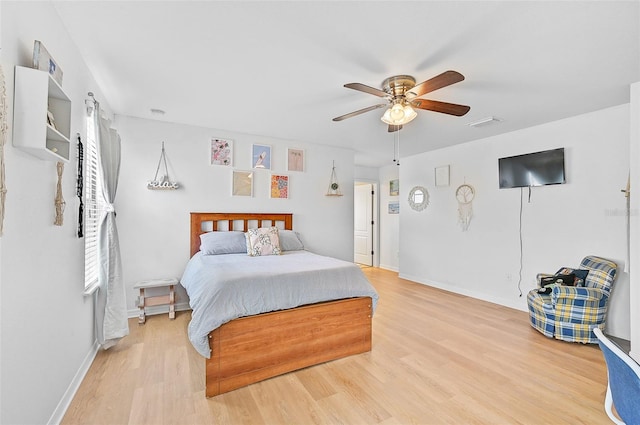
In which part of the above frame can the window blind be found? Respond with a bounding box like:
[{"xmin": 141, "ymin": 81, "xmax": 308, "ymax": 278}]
[{"xmin": 84, "ymin": 105, "xmax": 102, "ymax": 294}]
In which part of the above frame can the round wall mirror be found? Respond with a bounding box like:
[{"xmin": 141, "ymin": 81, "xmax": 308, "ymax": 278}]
[{"xmin": 408, "ymin": 186, "xmax": 429, "ymax": 211}]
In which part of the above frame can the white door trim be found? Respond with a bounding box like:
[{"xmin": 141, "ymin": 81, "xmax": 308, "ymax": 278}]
[{"xmin": 354, "ymin": 180, "xmax": 379, "ymax": 267}]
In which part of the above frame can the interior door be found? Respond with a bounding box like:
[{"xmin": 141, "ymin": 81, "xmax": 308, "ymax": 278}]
[{"xmin": 354, "ymin": 183, "xmax": 373, "ymax": 266}]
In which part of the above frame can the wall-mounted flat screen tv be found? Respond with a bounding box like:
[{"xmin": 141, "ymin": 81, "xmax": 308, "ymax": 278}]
[{"xmin": 498, "ymin": 148, "xmax": 565, "ymax": 189}]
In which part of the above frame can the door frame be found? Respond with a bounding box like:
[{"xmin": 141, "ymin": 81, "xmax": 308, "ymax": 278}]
[{"xmin": 354, "ymin": 180, "xmax": 379, "ymax": 267}]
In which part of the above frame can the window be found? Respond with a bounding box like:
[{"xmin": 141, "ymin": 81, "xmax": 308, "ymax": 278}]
[{"xmin": 83, "ymin": 104, "xmax": 103, "ymax": 294}]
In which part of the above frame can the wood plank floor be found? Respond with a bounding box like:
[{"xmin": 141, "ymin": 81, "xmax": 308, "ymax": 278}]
[{"xmin": 62, "ymin": 268, "xmax": 612, "ymax": 424}]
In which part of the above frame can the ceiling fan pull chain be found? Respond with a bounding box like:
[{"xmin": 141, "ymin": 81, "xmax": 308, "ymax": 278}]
[{"xmin": 395, "ymin": 130, "xmax": 400, "ymax": 166}]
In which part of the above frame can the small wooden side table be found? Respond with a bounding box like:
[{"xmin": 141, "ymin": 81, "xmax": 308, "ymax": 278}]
[{"xmin": 133, "ymin": 278, "xmax": 179, "ymax": 324}]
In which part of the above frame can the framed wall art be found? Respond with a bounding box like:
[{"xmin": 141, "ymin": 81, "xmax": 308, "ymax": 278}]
[
  {"xmin": 389, "ymin": 179, "xmax": 399, "ymax": 196},
  {"xmin": 211, "ymin": 137, "xmax": 233, "ymax": 166},
  {"xmin": 388, "ymin": 201, "xmax": 399, "ymax": 214},
  {"xmin": 435, "ymin": 165, "xmax": 450, "ymax": 187},
  {"xmin": 252, "ymin": 144, "xmax": 271, "ymax": 169},
  {"xmin": 232, "ymin": 170, "xmax": 253, "ymax": 197},
  {"xmin": 287, "ymin": 148, "xmax": 304, "ymax": 172},
  {"xmin": 270, "ymin": 174, "xmax": 289, "ymax": 199}
]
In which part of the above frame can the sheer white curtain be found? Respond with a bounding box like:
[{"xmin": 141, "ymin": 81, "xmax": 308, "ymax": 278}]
[{"xmin": 93, "ymin": 105, "xmax": 129, "ymax": 349}]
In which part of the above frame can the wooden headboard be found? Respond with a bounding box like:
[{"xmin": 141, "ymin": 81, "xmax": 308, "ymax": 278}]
[{"xmin": 190, "ymin": 212, "xmax": 293, "ymax": 257}]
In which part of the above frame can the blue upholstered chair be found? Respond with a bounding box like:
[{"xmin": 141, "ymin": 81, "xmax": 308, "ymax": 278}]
[
  {"xmin": 594, "ymin": 328, "xmax": 640, "ymax": 425},
  {"xmin": 526, "ymin": 256, "xmax": 617, "ymax": 343}
]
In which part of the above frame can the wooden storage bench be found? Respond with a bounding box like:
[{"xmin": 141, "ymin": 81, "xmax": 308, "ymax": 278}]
[{"xmin": 133, "ymin": 278, "xmax": 179, "ymax": 324}]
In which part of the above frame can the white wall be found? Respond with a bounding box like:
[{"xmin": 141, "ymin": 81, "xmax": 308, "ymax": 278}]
[
  {"xmin": 399, "ymin": 105, "xmax": 631, "ymax": 339},
  {"xmin": 115, "ymin": 116, "xmax": 356, "ymax": 314},
  {"xmin": 378, "ymin": 164, "xmax": 400, "ymax": 271},
  {"xmin": 354, "ymin": 165, "xmax": 378, "ymax": 181},
  {"xmin": 630, "ymin": 82, "xmax": 639, "ymax": 360},
  {"xmin": 1, "ymin": 3, "xmax": 113, "ymax": 424}
]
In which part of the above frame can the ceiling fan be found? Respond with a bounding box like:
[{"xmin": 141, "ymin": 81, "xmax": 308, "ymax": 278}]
[{"xmin": 332, "ymin": 70, "xmax": 470, "ymax": 132}]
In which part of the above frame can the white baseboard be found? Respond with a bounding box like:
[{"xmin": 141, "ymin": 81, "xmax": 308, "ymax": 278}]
[
  {"xmin": 378, "ymin": 263, "xmax": 399, "ymax": 272},
  {"xmin": 398, "ymin": 272, "xmax": 528, "ymax": 312},
  {"xmin": 47, "ymin": 340, "xmax": 100, "ymax": 425},
  {"xmin": 127, "ymin": 301, "xmax": 191, "ymax": 319}
]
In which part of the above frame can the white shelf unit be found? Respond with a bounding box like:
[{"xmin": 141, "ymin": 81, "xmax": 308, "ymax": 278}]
[{"xmin": 13, "ymin": 66, "xmax": 71, "ymax": 162}]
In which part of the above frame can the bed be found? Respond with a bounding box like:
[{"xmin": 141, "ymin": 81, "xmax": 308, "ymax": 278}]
[{"xmin": 181, "ymin": 212, "xmax": 379, "ymax": 397}]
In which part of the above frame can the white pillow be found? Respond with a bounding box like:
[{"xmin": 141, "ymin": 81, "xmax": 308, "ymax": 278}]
[
  {"xmin": 246, "ymin": 227, "xmax": 281, "ymax": 256},
  {"xmin": 199, "ymin": 231, "xmax": 247, "ymax": 255},
  {"xmin": 279, "ymin": 230, "xmax": 304, "ymax": 251}
]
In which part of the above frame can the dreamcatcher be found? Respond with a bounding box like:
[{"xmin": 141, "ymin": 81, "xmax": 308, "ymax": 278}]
[{"xmin": 455, "ymin": 183, "xmax": 475, "ymax": 231}]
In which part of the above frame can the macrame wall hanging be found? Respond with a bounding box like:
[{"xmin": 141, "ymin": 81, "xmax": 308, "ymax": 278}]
[
  {"xmin": 54, "ymin": 162, "xmax": 66, "ymax": 226},
  {"xmin": 0, "ymin": 65, "xmax": 7, "ymax": 236},
  {"xmin": 325, "ymin": 160, "xmax": 343, "ymax": 196},
  {"xmin": 76, "ymin": 134, "xmax": 84, "ymax": 237},
  {"xmin": 148, "ymin": 141, "xmax": 179, "ymax": 190},
  {"xmin": 455, "ymin": 182, "xmax": 475, "ymax": 231}
]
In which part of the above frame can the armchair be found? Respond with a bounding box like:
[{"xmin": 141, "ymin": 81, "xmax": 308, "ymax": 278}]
[
  {"xmin": 526, "ymin": 255, "xmax": 617, "ymax": 343},
  {"xmin": 594, "ymin": 328, "xmax": 640, "ymax": 425}
]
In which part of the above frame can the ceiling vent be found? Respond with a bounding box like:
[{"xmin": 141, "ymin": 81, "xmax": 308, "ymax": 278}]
[{"xmin": 467, "ymin": 116, "xmax": 500, "ymax": 128}]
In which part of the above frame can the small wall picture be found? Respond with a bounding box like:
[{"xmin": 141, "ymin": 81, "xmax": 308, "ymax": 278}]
[
  {"xmin": 211, "ymin": 138, "xmax": 233, "ymax": 166},
  {"xmin": 270, "ymin": 174, "xmax": 289, "ymax": 199},
  {"xmin": 388, "ymin": 201, "xmax": 399, "ymax": 214},
  {"xmin": 435, "ymin": 165, "xmax": 450, "ymax": 187},
  {"xmin": 252, "ymin": 144, "xmax": 271, "ymax": 169},
  {"xmin": 390, "ymin": 179, "xmax": 399, "ymax": 196},
  {"xmin": 287, "ymin": 148, "xmax": 304, "ymax": 172},
  {"xmin": 232, "ymin": 171, "xmax": 253, "ymax": 197}
]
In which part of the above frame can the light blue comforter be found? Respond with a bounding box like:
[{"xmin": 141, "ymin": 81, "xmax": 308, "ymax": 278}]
[{"xmin": 180, "ymin": 250, "xmax": 379, "ymax": 358}]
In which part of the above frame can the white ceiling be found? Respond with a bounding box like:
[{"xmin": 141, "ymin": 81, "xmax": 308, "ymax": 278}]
[{"xmin": 52, "ymin": 1, "xmax": 640, "ymax": 168}]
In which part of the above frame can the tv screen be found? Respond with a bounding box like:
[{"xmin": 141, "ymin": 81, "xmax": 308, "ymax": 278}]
[{"xmin": 498, "ymin": 148, "xmax": 565, "ymax": 189}]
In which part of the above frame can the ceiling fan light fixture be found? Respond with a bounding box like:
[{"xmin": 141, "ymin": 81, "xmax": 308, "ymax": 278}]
[
  {"xmin": 381, "ymin": 103, "xmax": 417, "ymax": 125},
  {"xmin": 335, "ymin": 71, "xmax": 468, "ymax": 127},
  {"xmin": 390, "ymin": 103, "xmax": 405, "ymax": 121},
  {"xmin": 403, "ymin": 104, "xmax": 417, "ymax": 122}
]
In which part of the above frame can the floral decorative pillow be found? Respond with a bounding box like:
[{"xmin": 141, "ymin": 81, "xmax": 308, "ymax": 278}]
[{"xmin": 246, "ymin": 227, "xmax": 282, "ymax": 256}]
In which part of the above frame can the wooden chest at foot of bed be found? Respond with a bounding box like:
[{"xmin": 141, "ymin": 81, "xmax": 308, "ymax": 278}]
[{"xmin": 205, "ymin": 296, "xmax": 373, "ymax": 397}]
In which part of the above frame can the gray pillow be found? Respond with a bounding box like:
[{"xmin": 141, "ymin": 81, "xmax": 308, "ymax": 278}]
[
  {"xmin": 199, "ymin": 231, "xmax": 247, "ymax": 255},
  {"xmin": 279, "ymin": 230, "xmax": 304, "ymax": 251}
]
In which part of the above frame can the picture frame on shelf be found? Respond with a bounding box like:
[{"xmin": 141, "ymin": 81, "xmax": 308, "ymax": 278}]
[
  {"xmin": 270, "ymin": 174, "xmax": 289, "ymax": 199},
  {"xmin": 232, "ymin": 170, "xmax": 253, "ymax": 197},
  {"xmin": 435, "ymin": 165, "xmax": 450, "ymax": 187},
  {"xmin": 210, "ymin": 137, "xmax": 233, "ymax": 166},
  {"xmin": 33, "ymin": 40, "xmax": 63, "ymax": 86},
  {"xmin": 287, "ymin": 148, "xmax": 304, "ymax": 172},
  {"xmin": 46, "ymin": 111, "xmax": 56, "ymax": 130},
  {"xmin": 252, "ymin": 144, "xmax": 271, "ymax": 169}
]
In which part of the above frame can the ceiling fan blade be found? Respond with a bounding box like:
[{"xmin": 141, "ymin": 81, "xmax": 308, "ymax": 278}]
[
  {"xmin": 406, "ymin": 70, "xmax": 465, "ymax": 98},
  {"xmin": 410, "ymin": 99, "xmax": 470, "ymax": 116},
  {"xmin": 332, "ymin": 104, "xmax": 387, "ymax": 121},
  {"xmin": 388, "ymin": 125, "xmax": 402, "ymax": 133},
  {"xmin": 344, "ymin": 83, "xmax": 389, "ymax": 98}
]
